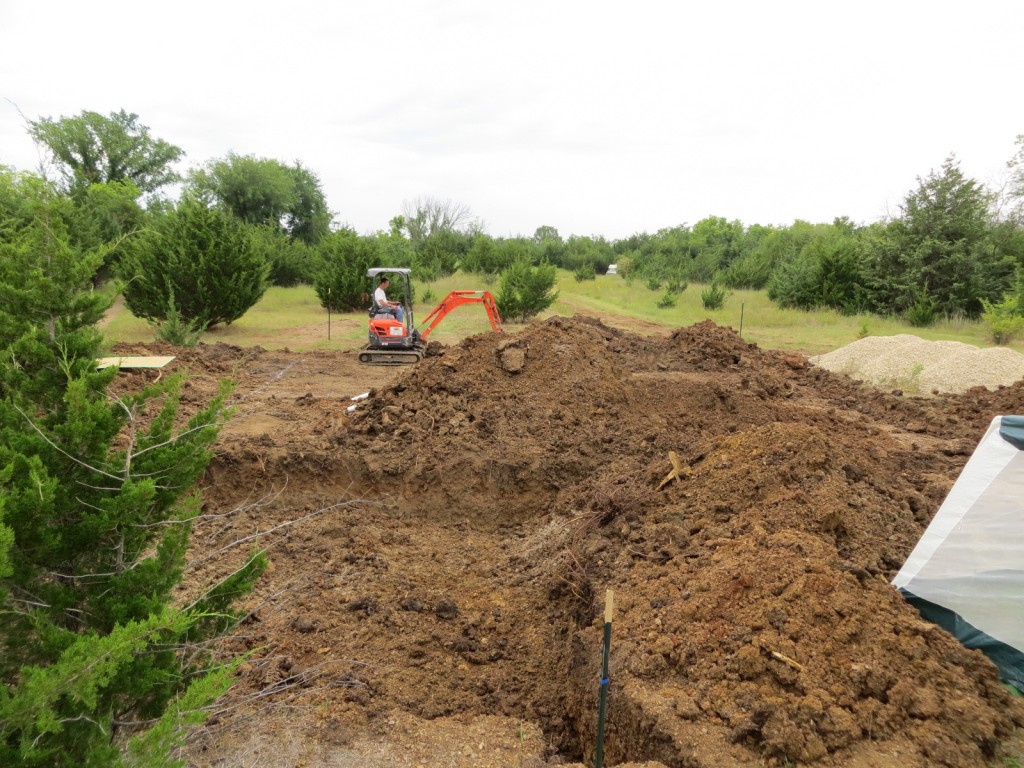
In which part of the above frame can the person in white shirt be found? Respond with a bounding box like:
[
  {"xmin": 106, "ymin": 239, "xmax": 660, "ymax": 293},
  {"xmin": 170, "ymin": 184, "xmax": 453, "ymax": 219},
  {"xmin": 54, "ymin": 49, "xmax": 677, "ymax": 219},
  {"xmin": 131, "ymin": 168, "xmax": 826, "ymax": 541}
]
[{"xmin": 373, "ymin": 276, "xmax": 405, "ymax": 323}]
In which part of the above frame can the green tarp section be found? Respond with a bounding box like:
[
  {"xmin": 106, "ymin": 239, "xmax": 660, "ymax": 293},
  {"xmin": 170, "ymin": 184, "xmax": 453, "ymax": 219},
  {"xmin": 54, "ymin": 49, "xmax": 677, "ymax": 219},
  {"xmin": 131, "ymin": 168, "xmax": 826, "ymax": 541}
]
[
  {"xmin": 894, "ymin": 415, "xmax": 1024, "ymax": 690},
  {"xmin": 1000, "ymin": 415, "xmax": 1024, "ymax": 450},
  {"xmin": 900, "ymin": 590, "xmax": 1024, "ymax": 691}
]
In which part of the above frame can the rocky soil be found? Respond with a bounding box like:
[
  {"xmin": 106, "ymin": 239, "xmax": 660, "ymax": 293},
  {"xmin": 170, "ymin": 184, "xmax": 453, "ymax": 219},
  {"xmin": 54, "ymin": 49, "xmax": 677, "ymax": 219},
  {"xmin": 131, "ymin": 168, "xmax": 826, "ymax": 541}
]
[{"xmin": 109, "ymin": 318, "xmax": 1024, "ymax": 767}]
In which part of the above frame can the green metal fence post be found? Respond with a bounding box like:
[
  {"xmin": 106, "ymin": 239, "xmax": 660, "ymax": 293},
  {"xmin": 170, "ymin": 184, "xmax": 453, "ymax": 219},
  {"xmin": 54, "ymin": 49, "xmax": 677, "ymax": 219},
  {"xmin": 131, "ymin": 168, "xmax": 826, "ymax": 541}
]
[{"xmin": 595, "ymin": 590, "xmax": 614, "ymax": 768}]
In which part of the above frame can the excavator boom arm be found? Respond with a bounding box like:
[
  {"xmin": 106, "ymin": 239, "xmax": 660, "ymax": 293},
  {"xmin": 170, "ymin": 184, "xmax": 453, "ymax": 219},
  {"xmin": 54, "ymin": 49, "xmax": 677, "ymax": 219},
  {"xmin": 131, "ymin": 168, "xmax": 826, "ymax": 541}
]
[{"xmin": 418, "ymin": 291, "xmax": 503, "ymax": 339}]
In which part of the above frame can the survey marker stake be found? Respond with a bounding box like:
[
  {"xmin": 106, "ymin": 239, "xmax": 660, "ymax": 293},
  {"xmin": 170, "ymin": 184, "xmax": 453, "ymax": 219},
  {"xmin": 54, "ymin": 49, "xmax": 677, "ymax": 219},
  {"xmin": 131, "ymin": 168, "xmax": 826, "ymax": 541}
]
[{"xmin": 595, "ymin": 589, "xmax": 614, "ymax": 768}]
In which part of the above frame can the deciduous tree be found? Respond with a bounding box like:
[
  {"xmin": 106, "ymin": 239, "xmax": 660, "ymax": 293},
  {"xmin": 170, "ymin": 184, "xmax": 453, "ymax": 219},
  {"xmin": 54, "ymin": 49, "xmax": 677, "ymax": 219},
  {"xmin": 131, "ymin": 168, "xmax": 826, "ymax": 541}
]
[
  {"xmin": 187, "ymin": 155, "xmax": 331, "ymax": 244},
  {"xmin": 532, "ymin": 225, "xmax": 562, "ymax": 245},
  {"xmin": 1004, "ymin": 134, "xmax": 1024, "ymax": 225},
  {"xmin": 28, "ymin": 110, "xmax": 184, "ymax": 196},
  {"xmin": 399, "ymin": 196, "xmax": 478, "ymax": 245}
]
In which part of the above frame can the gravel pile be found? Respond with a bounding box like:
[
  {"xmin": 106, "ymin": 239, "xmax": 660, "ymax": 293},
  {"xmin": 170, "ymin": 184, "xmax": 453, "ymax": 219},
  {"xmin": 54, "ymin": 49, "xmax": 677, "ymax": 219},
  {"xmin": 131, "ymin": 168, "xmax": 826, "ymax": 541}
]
[{"xmin": 809, "ymin": 334, "xmax": 1024, "ymax": 394}]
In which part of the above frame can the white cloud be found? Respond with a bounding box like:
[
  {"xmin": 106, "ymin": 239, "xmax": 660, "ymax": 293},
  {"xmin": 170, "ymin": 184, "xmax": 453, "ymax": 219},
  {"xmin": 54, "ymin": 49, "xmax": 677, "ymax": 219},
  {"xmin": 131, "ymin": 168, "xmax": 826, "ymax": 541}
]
[{"xmin": 2, "ymin": 0, "xmax": 1021, "ymax": 239}]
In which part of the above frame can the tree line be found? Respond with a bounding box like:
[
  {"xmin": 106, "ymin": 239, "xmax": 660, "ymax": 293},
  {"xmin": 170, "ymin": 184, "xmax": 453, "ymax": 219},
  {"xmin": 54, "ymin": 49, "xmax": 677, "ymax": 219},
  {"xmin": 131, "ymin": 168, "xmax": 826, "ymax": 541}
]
[
  {"xmin": 616, "ymin": 155, "xmax": 1024, "ymax": 332},
  {"xmin": 7, "ymin": 110, "xmax": 1024, "ymax": 339}
]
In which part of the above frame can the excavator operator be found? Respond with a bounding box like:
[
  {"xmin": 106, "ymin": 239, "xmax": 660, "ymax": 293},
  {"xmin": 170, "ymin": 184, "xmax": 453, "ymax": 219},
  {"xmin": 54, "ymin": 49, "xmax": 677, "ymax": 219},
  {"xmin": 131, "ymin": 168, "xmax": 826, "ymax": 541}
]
[{"xmin": 374, "ymin": 276, "xmax": 405, "ymax": 323}]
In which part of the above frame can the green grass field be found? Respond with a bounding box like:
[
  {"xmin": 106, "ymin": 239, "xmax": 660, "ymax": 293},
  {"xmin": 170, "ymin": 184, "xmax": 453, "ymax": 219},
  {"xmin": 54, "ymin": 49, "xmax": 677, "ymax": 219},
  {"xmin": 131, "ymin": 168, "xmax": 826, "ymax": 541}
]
[{"xmin": 100, "ymin": 270, "xmax": 1024, "ymax": 357}]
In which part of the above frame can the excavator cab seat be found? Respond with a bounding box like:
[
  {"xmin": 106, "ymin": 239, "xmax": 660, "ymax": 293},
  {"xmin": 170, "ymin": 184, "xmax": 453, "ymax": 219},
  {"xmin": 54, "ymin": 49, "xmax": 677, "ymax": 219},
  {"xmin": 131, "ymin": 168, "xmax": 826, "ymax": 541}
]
[{"xmin": 369, "ymin": 299, "xmax": 398, "ymax": 320}]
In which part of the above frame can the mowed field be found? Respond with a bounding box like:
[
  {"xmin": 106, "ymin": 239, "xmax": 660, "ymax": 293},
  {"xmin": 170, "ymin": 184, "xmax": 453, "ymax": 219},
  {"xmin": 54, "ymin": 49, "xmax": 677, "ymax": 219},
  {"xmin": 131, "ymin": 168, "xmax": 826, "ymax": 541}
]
[{"xmin": 100, "ymin": 270, "xmax": 1024, "ymax": 358}]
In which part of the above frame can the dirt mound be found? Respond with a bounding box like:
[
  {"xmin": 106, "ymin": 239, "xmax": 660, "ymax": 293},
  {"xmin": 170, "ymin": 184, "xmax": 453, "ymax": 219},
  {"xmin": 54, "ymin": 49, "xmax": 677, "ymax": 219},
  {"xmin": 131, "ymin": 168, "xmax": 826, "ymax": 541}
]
[{"xmin": 118, "ymin": 319, "xmax": 1024, "ymax": 767}]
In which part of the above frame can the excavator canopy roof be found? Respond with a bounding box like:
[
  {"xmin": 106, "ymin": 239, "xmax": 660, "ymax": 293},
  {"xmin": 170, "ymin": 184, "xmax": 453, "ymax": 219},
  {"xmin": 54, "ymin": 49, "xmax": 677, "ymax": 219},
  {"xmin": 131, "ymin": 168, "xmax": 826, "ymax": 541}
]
[{"xmin": 366, "ymin": 267, "xmax": 412, "ymax": 278}]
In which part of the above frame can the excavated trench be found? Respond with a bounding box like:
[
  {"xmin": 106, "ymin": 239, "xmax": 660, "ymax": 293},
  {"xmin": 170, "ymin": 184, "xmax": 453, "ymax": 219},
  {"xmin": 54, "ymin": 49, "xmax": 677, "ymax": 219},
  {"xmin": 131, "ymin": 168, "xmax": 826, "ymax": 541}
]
[
  {"xmin": 198, "ymin": 461, "xmax": 733, "ymax": 768},
  {"xmin": 113, "ymin": 316, "xmax": 1024, "ymax": 766},
  {"xmin": 193, "ymin": 460, "xmax": 610, "ymax": 763}
]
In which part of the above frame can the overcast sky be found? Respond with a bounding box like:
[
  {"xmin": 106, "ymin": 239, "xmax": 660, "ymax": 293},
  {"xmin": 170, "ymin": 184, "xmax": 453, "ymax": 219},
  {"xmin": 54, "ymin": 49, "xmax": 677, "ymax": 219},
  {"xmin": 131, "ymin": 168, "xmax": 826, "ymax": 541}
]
[{"xmin": 2, "ymin": 0, "xmax": 1022, "ymax": 240}]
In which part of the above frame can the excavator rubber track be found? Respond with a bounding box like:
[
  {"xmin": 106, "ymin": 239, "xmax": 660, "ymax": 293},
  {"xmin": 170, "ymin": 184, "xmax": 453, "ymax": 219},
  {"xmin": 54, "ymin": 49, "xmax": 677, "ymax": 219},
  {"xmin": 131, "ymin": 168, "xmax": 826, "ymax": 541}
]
[{"xmin": 357, "ymin": 348, "xmax": 424, "ymax": 366}]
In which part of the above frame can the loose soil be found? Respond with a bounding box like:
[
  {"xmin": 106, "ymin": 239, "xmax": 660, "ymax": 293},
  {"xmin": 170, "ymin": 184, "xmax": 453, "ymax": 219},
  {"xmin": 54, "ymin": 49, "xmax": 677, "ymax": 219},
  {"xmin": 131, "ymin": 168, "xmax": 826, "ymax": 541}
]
[{"xmin": 108, "ymin": 318, "xmax": 1024, "ymax": 767}]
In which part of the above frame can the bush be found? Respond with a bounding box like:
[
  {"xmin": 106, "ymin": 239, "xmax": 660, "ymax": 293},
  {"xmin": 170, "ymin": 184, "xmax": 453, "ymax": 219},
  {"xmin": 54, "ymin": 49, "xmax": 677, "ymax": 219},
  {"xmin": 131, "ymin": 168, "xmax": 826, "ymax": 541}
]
[
  {"xmin": 119, "ymin": 197, "xmax": 271, "ymax": 329},
  {"xmin": 496, "ymin": 260, "xmax": 558, "ymax": 323},
  {"xmin": 312, "ymin": 231, "xmax": 379, "ymax": 312},
  {"xmin": 984, "ymin": 312, "xmax": 1024, "ymax": 345},
  {"xmin": 665, "ymin": 276, "xmax": 688, "ymax": 295},
  {"xmin": 701, "ymin": 282, "xmax": 727, "ymax": 310},
  {"xmin": 982, "ymin": 296, "xmax": 1024, "ymax": 345},
  {"xmin": 462, "ymin": 234, "xmax": 504, "ymax": 277},
  {"xmin": 905, "ymin": 297, "xmax": 937, "ymax": 327},
  {"xmin": 721, "ymin": 251, "xmax": 773, "ymax": 289},
  {"xmin": 767, "ymin": 253, "xmax": 821, "ymax": 310},
  {"xmin": 816, "ymin": 235, "xmax": 864, "ymax": 313},
  {"xmin": 414, "ymin": 230, "xmax": 467, "ymax": 281},
  {"xmin": 151, "ymin": 291, "xmax": 205, "ymax": 346},
  {"xmin": 573, "ymin": 263, "xmax": 597, "ymax": 282},
  {"xmin": 256, "ymin": 229, "xmax": 313, "ymax": 287},
  {"xmin": 0, "ymin": 186, "xmax": 264, "ymax": 765},
  {"xmin": 657, "ymin": 292, "xmax": 677, "ymax": 309},
  {"xmin": 982, "ymin": 268, "xmax": 1024, "ymax": 344},
  {"xmin": 646, "ymin": 276, "xmax": 662, "ymax": 291}
]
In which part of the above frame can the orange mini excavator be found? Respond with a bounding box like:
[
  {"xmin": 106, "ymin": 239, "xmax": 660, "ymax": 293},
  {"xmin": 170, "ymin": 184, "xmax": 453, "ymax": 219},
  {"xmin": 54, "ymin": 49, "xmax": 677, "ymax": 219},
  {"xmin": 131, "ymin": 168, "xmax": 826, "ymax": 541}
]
[{"xmin": 359, "ymin": 267, "xmax": 503, "ymax": 365}]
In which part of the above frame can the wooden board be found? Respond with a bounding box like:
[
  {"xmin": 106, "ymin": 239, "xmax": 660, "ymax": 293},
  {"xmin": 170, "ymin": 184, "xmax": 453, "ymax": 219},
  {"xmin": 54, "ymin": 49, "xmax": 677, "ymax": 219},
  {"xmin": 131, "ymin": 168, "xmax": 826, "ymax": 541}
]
[{"xmin": 97, "ymin": 355, "xmax": 176, "ymax": 370}]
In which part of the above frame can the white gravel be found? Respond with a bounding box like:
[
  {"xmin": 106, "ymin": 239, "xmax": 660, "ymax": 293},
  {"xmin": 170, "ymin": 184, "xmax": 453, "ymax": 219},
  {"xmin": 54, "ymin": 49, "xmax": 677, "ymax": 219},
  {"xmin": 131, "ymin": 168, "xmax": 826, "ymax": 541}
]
[{"xmin": 809, "ymin": 334, "xmax": 1024, "ymax": 395}]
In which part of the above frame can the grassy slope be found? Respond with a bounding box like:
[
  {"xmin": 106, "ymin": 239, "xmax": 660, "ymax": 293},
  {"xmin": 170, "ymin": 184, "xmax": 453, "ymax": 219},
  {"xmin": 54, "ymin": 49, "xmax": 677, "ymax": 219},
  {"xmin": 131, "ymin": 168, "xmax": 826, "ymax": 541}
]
[
  {"xmin": 100, "ymin": 270, "xmax": 1024, "ymax": 357},
  {"xmin": 548, "ymin": 273, "xmax": 1011, "ymax": 355}
]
